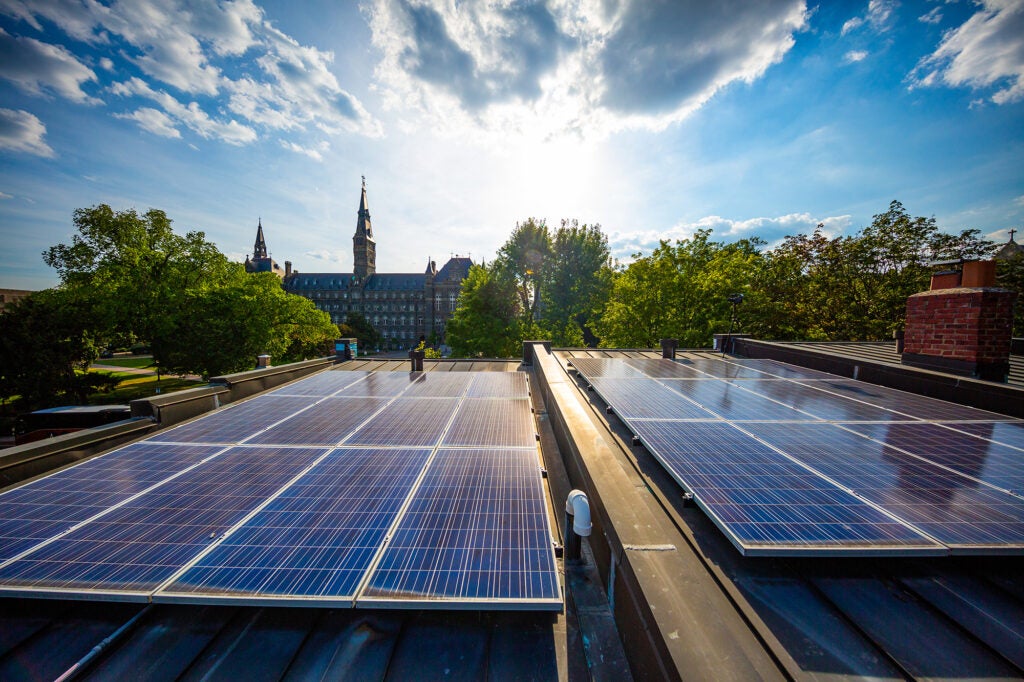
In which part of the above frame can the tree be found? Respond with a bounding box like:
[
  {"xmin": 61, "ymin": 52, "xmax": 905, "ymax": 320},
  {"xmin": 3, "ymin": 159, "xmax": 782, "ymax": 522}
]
[
  {"xmin": 997, "ymin": 252, "xmax": 1024, "ymax": 337},
  {"xmin": 495, "ymin": 218, "xmax": 551, "ymax": 322},
  {"xmin": 337, "ymin": 311, "xmax": 382, "ymax": 351},
  {"xmin": 446, "ymin": 264, "xmax": 524, "ymax": 358},
  {"xmin": 539, "ymin": 220, "xmax": 613, "ymax": 346}
]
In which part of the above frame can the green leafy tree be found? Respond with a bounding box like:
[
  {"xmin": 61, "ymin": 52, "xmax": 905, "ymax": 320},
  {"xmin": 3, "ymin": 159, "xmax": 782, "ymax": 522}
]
[
  {"xmin": 447, "ymin": 264, "xmax": 524, "ymax": 357},
  {"xmin": 495, "ymin": 218, "xmax": 551, "ymax": 322},
  {"xmin": 337, "ymin": 311, "xmax": 382, "ymax": 351},
  {"xmin": 539, "ymin": 220, "xmax": 613, "ymax": 346}
]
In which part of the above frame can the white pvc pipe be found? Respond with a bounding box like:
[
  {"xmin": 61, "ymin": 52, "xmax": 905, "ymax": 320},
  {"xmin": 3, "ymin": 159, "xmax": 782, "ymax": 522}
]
[{"xmin": 566, "ymin": 489, "xmax": 592, "ymax": 537}]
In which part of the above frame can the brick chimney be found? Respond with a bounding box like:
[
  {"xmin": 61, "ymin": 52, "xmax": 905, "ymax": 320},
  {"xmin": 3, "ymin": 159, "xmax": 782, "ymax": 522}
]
[{"xmin": 901, "ymin": 260, "xmax": 1016, "ymax": 382}]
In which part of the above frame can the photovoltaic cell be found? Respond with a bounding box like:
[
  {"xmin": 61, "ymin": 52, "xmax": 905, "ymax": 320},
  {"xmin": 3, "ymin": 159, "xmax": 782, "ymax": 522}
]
[
  {"xmin": 244, "ymin": 398, "xmax": 389, "ymax": 446},
  {"xmin": 158, "ymin": 396, "xmax": 318, "ymax": 444},
  {"xmin": 360, "ymin": 448, "xmax": 560, "ymax": 608},
  {"xmin": 468, "ymin": 372, "xmax": 529, "ymax": 398},
  {"xmin": 838, "ymin": 422, "xmax": 1024, "ymax": 493},
  {"xmin": 160, "ymin": 448, "xmax": 432, "ymax": 602},
  {"xmin": 0, "ymin": 443, "xmax": 221, "ymax": 562},
  {"xmin": 0, "ymin": 447, "xmax": 326, "ymax": 594},
  {"xmin": 399, "ymin": 372, "xmax": 473, "ymax": 398},
  {"xmin": 622, "ymin": 358, "xmax": 707, "ymax": 378},
  {"xmin": 681, "ymin": 359, "xmax": 774, "ymax": 379},
  {"xmin": 745, "ymin": 422, "xmax": 1024, "ymax": 550},
  {"xmin": 588, "ymin": 377, "xmax": 717, "ymax": 420},
  {"xmin": 629, "ymin": 420, "xmax": 938, "ymax": 551},
  {"xmin": 663, "ymin": 380, "xmax": 823, "ymax": 421},
  {"xmin": 344, "ymin": 398, "xmax": 460, "ymax": 447},
  {"xmin": 332, "ymin": 372, "xmax": 425, "ymax": 398},
  {"xmin": 954, "ymin": 422, "xmax": 1024, "ymax": 450},
  {"xmin": 794, "ymin": 380, "xmax": 1013, "ymax": 421},
  {"xmin": 443, "ymin": 399, "xmax": 535, "ymax": 448},
  {"xmin": 268, "ymin": 371, "xmax": 369, "ymax": 396},
  {"xmin": 569, "ymin": 357, "xmax": 648, "ymax": 378},
  {"xmin": 721, "ymin": 381, "xmax": 912, "ymax": 422}
]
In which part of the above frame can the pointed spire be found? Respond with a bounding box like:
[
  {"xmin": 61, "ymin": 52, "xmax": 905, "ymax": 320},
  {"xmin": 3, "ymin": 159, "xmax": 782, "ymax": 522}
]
[
  {"xmin": 356, "ymin": 176, "xmax": 372, "ymax": 239},
  {"xmin": 253, "ymin": 218, "xmax": 268, "ymax": 259}
]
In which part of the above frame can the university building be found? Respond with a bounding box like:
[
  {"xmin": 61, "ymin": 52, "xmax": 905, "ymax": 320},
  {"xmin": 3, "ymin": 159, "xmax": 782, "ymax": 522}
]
[{"xmin": 246, "ymin": 180, "xmax": 472, "ymax": 350}]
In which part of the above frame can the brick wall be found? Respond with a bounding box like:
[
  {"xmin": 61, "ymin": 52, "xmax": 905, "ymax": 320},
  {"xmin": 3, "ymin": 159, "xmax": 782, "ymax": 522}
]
[{"xmin": 904, "ymin": 288, "xmax": 1016, "ymax": 363}]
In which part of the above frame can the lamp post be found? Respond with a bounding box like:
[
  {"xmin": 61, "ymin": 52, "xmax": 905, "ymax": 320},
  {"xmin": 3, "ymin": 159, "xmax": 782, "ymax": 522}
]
[{"xmin": 724, "ymin": 293, "xmax": 744, "ymax": 355}]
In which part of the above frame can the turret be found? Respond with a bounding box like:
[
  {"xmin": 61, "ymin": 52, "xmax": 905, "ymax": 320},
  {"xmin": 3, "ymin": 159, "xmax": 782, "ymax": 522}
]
[{"xmin": 353, "ymin": 176, "xmax": 376, "ymax": 279}]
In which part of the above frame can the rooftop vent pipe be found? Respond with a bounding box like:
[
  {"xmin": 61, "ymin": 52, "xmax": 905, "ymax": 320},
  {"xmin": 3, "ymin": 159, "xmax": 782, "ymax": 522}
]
[{"xmin": 565, "ymin": 489, "xmax": 592, "ymax": 561}]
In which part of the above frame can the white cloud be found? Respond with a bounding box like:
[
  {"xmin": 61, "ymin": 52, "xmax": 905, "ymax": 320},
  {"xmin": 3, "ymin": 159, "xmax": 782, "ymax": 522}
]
[
  {"xmin": 910, "ymin": 0, "xmax": 1024, "ymax": 104},
  {"xmin": 115, "ymin": 107, "xmax": 182, "ymax": 138},
  {"xmin": 845, "ymin": 50, "xmax": 869, "ymax": 63},
  {"xmin": 918, "ymin": 7, "xmax": 943, "ymax": 24},
  {"xmin": 0, "ymin": 0, "xmax": 381, "ymax": 145},
  {"xmin": 111, "ymin": 77, "xmax": 256, "ymax": 144},
  {"xmin": 280, "ymin": 139, "xmax": 328, "ymax": 161},
  {"xmin": 0, "ymin": 190, "xmax": 12, "ymax": 199},
  {"xmin": 609, "ymin": 213, "xmax": 853, "ymax": 259},
  {"xmin": 0, "ymin": 28, "xmax": 99, "ymax": 103},
  {"xmin": 368, "ymin": 0, "xmax": 808, "ymax": 138},
  {"xmin": 0, "ymin": 108, "xmax": 55, "ymax": 157},
  {"xmin": 1014, "ymin": 194, "xmax": 1024, "ymax": 206},
  {"xmin": 841, "ymin": 0, "xmax": 897, "ymax": 35}
]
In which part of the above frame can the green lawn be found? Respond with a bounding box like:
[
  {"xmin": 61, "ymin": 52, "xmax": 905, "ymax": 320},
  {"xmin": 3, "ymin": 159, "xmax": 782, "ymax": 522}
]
[
  {"xmin": 93, "ymin": 356, "xmax": 155, "ymax": 369},
  {"xmin": 89, "ymin": 375, "xmax": 205, "ymax": 404},
  {"xmin": 90, "ymin": 368, "xmax": 149, "ymax": 379}
]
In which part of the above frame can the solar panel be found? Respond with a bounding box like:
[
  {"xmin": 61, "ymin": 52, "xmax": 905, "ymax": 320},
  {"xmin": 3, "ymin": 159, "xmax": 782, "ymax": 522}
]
[
  {"xmin": 572, "ymin": 356, "xmax": 1024, "ymax": 556},
  {"xmin": 0, "ymin": 369, "xmax": 561, "ymax": 609},
  {"xmin": 344, "ymin": 398, "xmax": 460, "ymax": 447},
  {"xmin": 0, "ymin": 447, "xmax": 327, "ymax": 596},
  {"xmin": 443, "ymin": 399, "xmax": 535, "ymax": 448},
  {"xmin": 159, "ymin": 448, "xmax": 433, "ymax": 604},
  {"xmin": 468, "ymin": 372, "xmax": 530, "ymax": 398},
  {"xmin": 622, "ymin": 358, "xmax": 707, "ymax": 378},
  {"xmin": 569, "ymin": 357, "xmax": 648, "ymax": 378},
  {"xmin": 0, "ymin": 443, "xmax": 221, "ymax": 562},
  {"xmin": 157, "ymin": 396, "xmax": 318, "ymax": 444},
  {"xmin": 268, "ymin": 371, "xmax": 369, "ymax": 396},
  {"xmin": 587, "ymin": 377, "xmax": 717, "ymax": 420},
  {"xmin": 628, "ymin": 420, "xmax": 939, "ymax": 552},
  {"xmin": 360, "ymin": 448, "xmax": 561, "ymax": 608},
  {"xmin": 243, "ymin": 398, "xmax": 390, "ymax": 446},
  {"xmin": 838, "ymin": 422, "xmax": 1024, "ymax": 494},
  {"xmin": 745, "ymin": 422, "xmax": 1024, "ymax": 550}
]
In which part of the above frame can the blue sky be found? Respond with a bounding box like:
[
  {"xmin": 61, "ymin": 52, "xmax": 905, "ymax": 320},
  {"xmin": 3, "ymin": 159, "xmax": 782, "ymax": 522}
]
[{"xmin": 1, "ymin": 0, "xmax": 1022, "ymax": 290}]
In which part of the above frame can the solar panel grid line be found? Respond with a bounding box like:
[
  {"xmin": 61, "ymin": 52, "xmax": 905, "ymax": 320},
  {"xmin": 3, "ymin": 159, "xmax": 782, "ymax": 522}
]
[
  {"xmin": 266, "ymin": 370, "xmax": 371, "ymax": 397},
  {"xmin": 0, "ymin": 443, "xmax": 236, "ymax": 572},
  {"xmin": 345, "ymin": 379, "xmax": 474, "ymax": 605},
  {"xmin": 147, "ymin": 444, "xmax": 351, "ymax": 600}
]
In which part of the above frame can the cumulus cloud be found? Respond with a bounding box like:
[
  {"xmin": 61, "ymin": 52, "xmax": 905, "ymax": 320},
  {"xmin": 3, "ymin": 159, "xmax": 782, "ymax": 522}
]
[
  {"xmin": 115, "ymin": 107, "xmax": 181, "ymax": 138},
  {"xmin": 918, "ymin": 7, "xmax": 943, "ymax": 24},
  {"xmin": 280, "ymin": 139, "xmax": 328, "ymax": 161},
  {"xmin": 609, "ymin": 213, "xmax": 852, "ymax": 259},
  {"xmin": 841, "ymin": 0, "xmax": 897, "ymax": 35},
  {"xmin": 369, "ymin": 0, "xmax": 808, "ymax": 137},
  {"xmin": 845, "ymin": 50, "xmax": 869, "ymax": 63},
  {"xmin": 0, "ymin": 28, "xmax": 98, "ymax": 102},
  {"xmin": 0, "ymin": 191, "xmax": 12, "ymax": 199},
  {"xmin": 910, "ymin": 0, "xmax": 1024, "ymax": 104},
  {"xmin": 0, "ymin": 108, "xmax": 55, "ymax": 157},
  {"xmin": 0, "ymin": 0, "xmax": 380, "ymax": 147}
]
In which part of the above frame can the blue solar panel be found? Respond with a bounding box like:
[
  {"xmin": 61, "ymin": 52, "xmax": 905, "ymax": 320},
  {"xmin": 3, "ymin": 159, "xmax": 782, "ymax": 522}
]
[
  {"xmin": 569, "ymin": 357, "xmax": 648, "ymax": 378},
  {"xmin": 572, "ymin": 356, "xmax": 1024, "ymax": 556},
  {"xmin": 629, "ymin": 420, "xmax": 939, "ymax": 553},
  {"xmin": 244, "ymin": 398, "xmax": 390, "ymax": 446},
  {"xmin": 360, "ymin": 448, "xmax": 561, "ymax": 608},
  {"xmin": 0, "ymin": 443, "xmax": 221, "ymax": 562},
  {"xmin": 344, "ymin": 398, "xmax": 460, "ymax": 447},
  {"xmin": 157, "ymin": 396, "xmax": 318, "ymax": 444},
  {"xmin": 468, "ymin": 372, "xmax": 530, "ymax": 398},
  {"xmin": 838, "ymin": 422, "xmax": 1024, "ymax": 494},
  {"xmin": 0, "ymin": 447, "xmax": 326, "ymax": 595},
  {"xmin": 400, "ymin": 372, "xmax": 473, "ymax": 398},
  {"xmin": 443, "ymin": 399, "xmax": 535, "ymax": 448},
  {"xmin": 588, "ymin": 377, "xmax": 717, "ymax": 420},
  {"xmin": 268, "ymin": 371, "xmax": 369, "ymax": 396},
  {"xmin": 332, "ymin": 371, "xmax": 425, "ymax": 397},
  {"xmin": 159, "ymin": 448, "xmax": 432, "ymax": 603},
  {"xmin": 745, "ymin": 422, "xmax": 1024, "ymax": 550},
  {"xmin": 622, "ymin": 358, "xmax": 707, "ymax": 378}
]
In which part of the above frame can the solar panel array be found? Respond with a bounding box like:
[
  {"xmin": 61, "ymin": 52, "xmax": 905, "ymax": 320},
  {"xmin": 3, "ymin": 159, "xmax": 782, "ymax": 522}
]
[
  {"xmin": 0, "ymin": 370, "xmax": 561, "ymax": 610},
  {"xmin": 571, "ymin": 356, "xmax": 1024, "ymax": 556}
]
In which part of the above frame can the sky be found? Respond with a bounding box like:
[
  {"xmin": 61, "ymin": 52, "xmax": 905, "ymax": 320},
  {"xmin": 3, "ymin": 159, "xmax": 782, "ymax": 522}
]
[{"xmin": 0, "ymin": 0, "xmax": 1022, "ymax": 290}]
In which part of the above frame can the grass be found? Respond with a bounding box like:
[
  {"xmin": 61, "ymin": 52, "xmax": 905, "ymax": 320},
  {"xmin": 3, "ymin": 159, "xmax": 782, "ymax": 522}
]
[
  {"xmin": 89, "ymin": 369, "xmax": 148, "ymax": 379},
  {"xmin": 89, "ymin": 375, "xmax": 206, "ymax": 404},
  {"xmin": 93, "ymin": 357, "xmax": 155, "ymax": 369}
]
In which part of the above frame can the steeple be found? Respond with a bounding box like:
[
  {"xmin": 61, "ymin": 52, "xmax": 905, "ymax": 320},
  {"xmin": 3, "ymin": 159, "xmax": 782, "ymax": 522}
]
[
  {"xmin": 353, "ymin": 176, "xmax": 376, "ymax": 279},
  {"xmin": 253, "ymin": 218, "xmax": 268, "ymax": 259}
]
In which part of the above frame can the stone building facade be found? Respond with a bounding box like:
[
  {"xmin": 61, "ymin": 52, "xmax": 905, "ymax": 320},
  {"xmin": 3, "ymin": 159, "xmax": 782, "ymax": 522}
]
[{"xmin": 259, "ymin": 180, "xmax": 471, "ymax": 351}]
